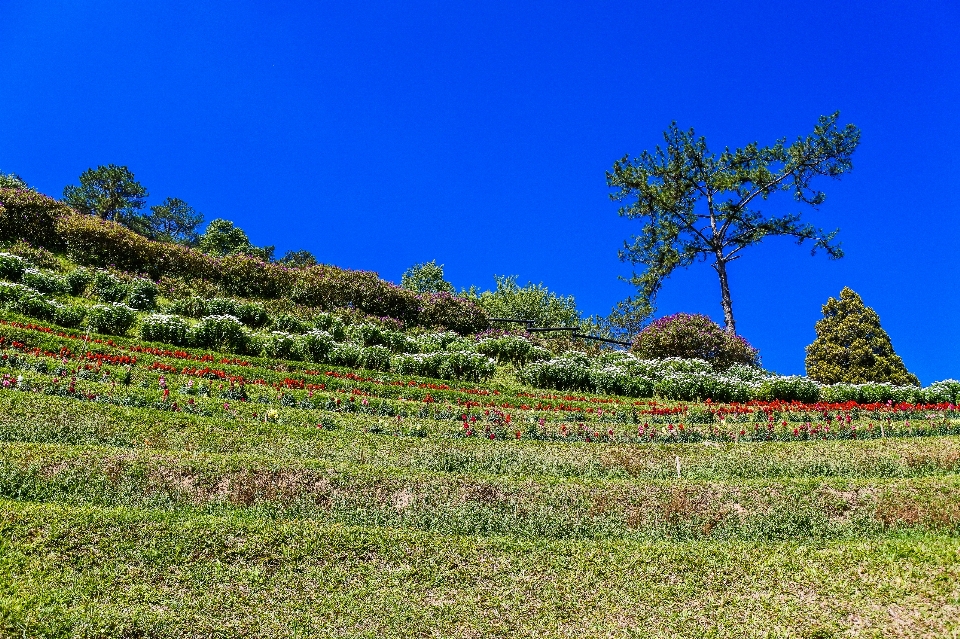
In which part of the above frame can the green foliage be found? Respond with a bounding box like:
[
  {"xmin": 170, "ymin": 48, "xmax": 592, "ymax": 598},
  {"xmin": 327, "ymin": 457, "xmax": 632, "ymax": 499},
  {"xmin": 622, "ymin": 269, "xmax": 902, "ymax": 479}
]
[
  {"xmin": 278, "ymin": 250, "xmax": 318, "ymax": 268},
  {"xmin": 393, "ymin": 351, "xmax": 496, "ymax": 382},
  {"xmin": 167, "ymin": 296, "xmax": 208, "ymax": 318},
  {"xmin": 86, "ymin": 303, "xmax": 137, "ymax": 336},
  {"xmin": 190, "ymin": 315, "xmax": 248, "ymax": 352},
  {"xmin": 362, "ymin": 345, "xmax": 392, "ymax": 372},
  {"xmin": 465, "ymin": 275, "xmax": 581, "ymax": 328},
  {"xmin": 198, "ymin": 219, "xmax": 274, "ymax": 261},
  {"xmin": 260, "ymin": 331, "xmax": 298, "ymax": 359},
  {"xmin": 52, "ymin": 302, "xmax": 86, "ymax": 328},
  {"xmin": 631, "ymin": 313, "xmax": 760, "ymax": 370},
  {"xmin": 62, "ymin": 164, "xmax": 149, "ymax": 234},
  {"xmin": 91, "ymin": 271, "xmax": 130, "ymax": 303},
  {"xmin": 140, "ymin": 314, "xmax": 191, "ymax": 346},
  {"xmin": 0, "ymin": 252, "xmax": 28, "ymax": 281},
  {"xmin": 805, "ymin": 287, "xmax": 919, "ymax": 386},
  {"xmin": 126, "ymin": 278, "xmax": 158, "ymax": 311},
  {"xmin": 607, "ymin": 113, "xmax": 860, "ymax": 332},
  {"xmin": 476, "ymin": 335, "xmax": 551, "ymax": 368},
  {"xmin": 401, "ymin": 260, "xmax": 454, "ymax": 294},
  {"xmin": 146, "ymin": 197, "xmax": 204, "ymax": 245},
  {"xmin": 65, "ymin": 268, "xmax": 93, "ymax": 296},
  {"xmin": 0, "ymin": 282, "xmax": 55, "ymax": 320},
  {"xmin": 0, "ymin": 172, "xmax": 29, "ymax": 190},
  {"xmin": 293, "ymin": 330, "xmax": 335, "ymax": 363},
  {"xmin": 20, "ymin": 269, "xmax": 68, "ymax": 295},
  {"xmin": 273, "ymin": 313, "xmax": 310, "ymax": 334},
  {"xmin": 0, "ymin": 188, "xmax": 73, "ymax": 249}
]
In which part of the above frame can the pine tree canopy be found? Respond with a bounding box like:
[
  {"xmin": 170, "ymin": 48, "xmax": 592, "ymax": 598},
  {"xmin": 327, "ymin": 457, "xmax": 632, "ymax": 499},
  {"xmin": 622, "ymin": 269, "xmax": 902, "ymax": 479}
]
[{"xmin": 805, "ymin": 287, "xmax": 919, "ymax": 386}]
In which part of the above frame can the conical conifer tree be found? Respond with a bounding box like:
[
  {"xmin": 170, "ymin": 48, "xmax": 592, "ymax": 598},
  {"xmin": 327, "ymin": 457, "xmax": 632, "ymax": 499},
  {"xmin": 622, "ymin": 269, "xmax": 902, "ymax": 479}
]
[{"xmin": 805, "ymin": 287, "xmax": 919, "ymax": 386}]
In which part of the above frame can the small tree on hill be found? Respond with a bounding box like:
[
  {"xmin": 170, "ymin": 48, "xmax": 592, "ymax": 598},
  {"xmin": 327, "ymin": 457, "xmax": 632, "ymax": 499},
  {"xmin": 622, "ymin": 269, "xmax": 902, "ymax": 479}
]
[
  {"xmin": 401, "ymin": 260, "xmax": 455, "ymax": 294},
  {"xmin": 805, "ymin": 287, "xmax": 919, "ymax": 386},
  {"xmin": 146, "ymin": 197, "xmax": 204, "ymax": 245},
  {"xmin": 63, "ymin": 164, "xmax": 149, "ymax": 234},
  {"xmin": 279, "ymin": 250, "xmax": 318, "ymax": 268}
]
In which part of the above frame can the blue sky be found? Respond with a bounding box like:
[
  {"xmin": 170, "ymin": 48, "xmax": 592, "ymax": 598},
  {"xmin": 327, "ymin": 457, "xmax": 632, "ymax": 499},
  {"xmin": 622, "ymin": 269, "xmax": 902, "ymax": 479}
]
[{"xmin": 2, "ymin": 1, "xmax": 958, "ymax": 382}]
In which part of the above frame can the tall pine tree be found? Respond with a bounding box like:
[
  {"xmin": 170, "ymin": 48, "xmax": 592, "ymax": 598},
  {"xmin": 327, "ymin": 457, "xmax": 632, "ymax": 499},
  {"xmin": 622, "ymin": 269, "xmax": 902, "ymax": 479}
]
[{"xmin": 805, "ymin": 287, "xmax": 919, "ymax": 386}]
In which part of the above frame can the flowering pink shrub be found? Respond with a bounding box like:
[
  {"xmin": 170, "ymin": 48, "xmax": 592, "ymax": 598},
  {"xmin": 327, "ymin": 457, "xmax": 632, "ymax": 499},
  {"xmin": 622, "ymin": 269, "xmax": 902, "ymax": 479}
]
[{"xmin": 631, "ymin": 313, "xmax": 760, "ymax": 370}]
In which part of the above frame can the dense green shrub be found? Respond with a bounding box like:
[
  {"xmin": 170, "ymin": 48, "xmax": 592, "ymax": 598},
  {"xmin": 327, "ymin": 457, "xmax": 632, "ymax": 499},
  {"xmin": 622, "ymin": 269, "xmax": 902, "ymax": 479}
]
[
  {"xmin": 312, "ymin": 312, "xmax": 346, "ymax": 340},
  {"xmin": 0, "ymin": 188, "xmax": 71, "ymax": 249},
  {"xmin": 86, "ymin": 303, "xmax": 136, "ymax": 336},
  {"xmin": 329, "ymin": 342, "xmax": 364, "ymax": 368},
  {"xmin": 805, "ymin": 287, "xmax": 919, "ymax": 386},
  {"xmin": 273, "ymin": 313, "xmax": 310, "ymax": 334},
  {"xmin": 236, "ymin": 302, "xmax": 269, "ymax": 328},
  {"xmin": 5, "ymin": 200, "xmax": 487, "ymax": 332},
  {"xmin": 924, "ymin": 380, "xmax": 960, "ymax": 404},
  {"xmin": 293, "ymin": 330, "xmax": 335, "ymax": 363},
  {"xmin": 415, "ymin": 331, "xmax": 475, "ymax": 353},
  {"xmin": 65, "ymin": 268, "xmax": 93, "ymax": 296},
  {"xmin": 190, "ymin": 315, "xmax": 247, "ymax": 352},
  {"xmin": 0, "ymin": 252, "xmax": 27, "ymax": 281},
  {"xmin": 346, "ymin": 322, "xmax": 415, "ymax": 352},
  {"xmin": 140, "ymin": 314, "xmax": 190, "ymax": 346},
  {"xmin": 362, "ymin": 345, "xmax": 392, "ymax": 372},
  {"xmin": 476, "ymin": 335, "xmax": 550, "ymax": 368},
  {"xmin": 167, "ymin": 296, "xmax": 207, "ymax": 318},
  {"xmin": 631, "ymin": 313, "xmax": 760, "ymax": 369},
  {"xmin": 127, "ymin": 278, "xmax": 158, "ymax": 310},
  {"xmin": 19, "ymin": 269, "xmax": 67, "ymax": 295},
  {"xmin": 91, "ymin": 271, "xmax": 129, "ymax": 303},
  {"xmin": 394, "ymin": 351, "xmax": 495, "ymax": 382},
  {"xmin": 52, "ymin": 302, "xmax": 86, "ymax": 328},
  {"xmin": 257, "ymin": 331, "xmax": 298, "ymax": 360},
  {"xmin": 0, "ymin": 282, "xmax": 55, "ymax": 320},
  {"xmin": 755, "ymin": 376, "xmax": 821, "ymax": 403},
  {"xmin": 520, "ymin": 354, "xmax": 593, "ymax": 391},
  {"xmin": 418, "ymin": 292, "xmax": 489, "ymax": 335},
  {"xmin": 589, "ymin": 366, "xmax": 654, "ymax": 397}
]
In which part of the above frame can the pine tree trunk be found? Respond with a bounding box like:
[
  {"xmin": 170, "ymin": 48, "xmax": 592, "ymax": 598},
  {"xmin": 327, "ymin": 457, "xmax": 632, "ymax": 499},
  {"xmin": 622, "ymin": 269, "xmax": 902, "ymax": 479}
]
[{"xmin": 715, "ymin": 257, "xmax": 736, "ymax": 333}]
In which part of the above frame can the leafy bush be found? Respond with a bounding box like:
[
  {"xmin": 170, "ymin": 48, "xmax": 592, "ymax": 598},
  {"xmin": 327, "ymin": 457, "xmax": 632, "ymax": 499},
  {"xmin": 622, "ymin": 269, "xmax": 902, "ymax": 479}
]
[
  {"xmin": 52, "ymin": 302, "xmax": 86, "ymax": 328},
  {"xmin": 923, "ymin": 380, "xmax": 960, "ymax": 404},
  {"xmin": 589, "ymin": 366, "xmax": 654, "ymax": 397},
  {"xmin": 190, "ymin": 315, "xmax": 247, "ymax": 352},
  {"xmin": 255, "ymin": 331, "xmax": 297, "ymax": 360},
  {"xmin": 0, "ymin": 282, "xmax": 55, "ymax": 320},
  {"xmin": 394, "ymin": 351, "xmax": 495, "ymax": 382},
  {"xmin": 631, "ymin": 313, "xmax": 760, "ymax": 369},
  {"xmin": 0, "ymin": 252, "xmax": 27, "ymax": 281},
  {"xmin": 346, "ymin": 322, "xmax": 415, "ymax": 352},
  {"xmin": 415, "ymin": 331, "xmax": 475, "ymax": 353},
  {"xmin": 755, "ymin": 376, "xmax": 821, "ymax": 403},
  {"xmin": 273, "ymin": 313, "xmax": 310, "ymax": 334},
  {"xmin": 91, "ymin": 271, "xmax": 130, "ymax": 303},
  {"xmin": 0, "ymin": 188, "xmax": 72, "ymax": 249},
  {"xmin": 312, "ymin": 312, "xmax": 345, "ymax": 340},
  {"xmin": 65, "ymin": 268, "xmax": 93, "ymax": 296},
  {"xmin": 362, "ymin": 345, "xmax": 392, "ymax": 372},
  {"xmin": 236, "ymin": 302, "xmax": 269, "ymax": 328},
  {"xmin": 140, "ymin": 314, "xmax": 190, "ymax": 346},
  {"xmin": 86, "ymin": 303, "xmax": 137, "ymax": 336},
  {"xmin": 805, "ymin": 287, "xmax": 919, "ymax": 386},
  {"xmin": 126, "ymin": 278, "xmax": 158, "ymax": 310},
  {"xmin": 520, "ymin": 354, "xmax": 593, "ymax": 391},
  {"xmin": 20, "ymin": 268, "xmax": 68, "ymax": 295},
  {"xmin": 329, "ymin": 342, "xmax": 364, "ymax": 368},
  {"xmin": 476, "ymin": 335, "xmax": 550, "ymax": 368},
  {"xmin": 293, "ymin": 330, "xmax": 335, "ymax": 363},
  {"xmin": 167, "ymin": 296, "xmax": 207, "ymax": 318}
]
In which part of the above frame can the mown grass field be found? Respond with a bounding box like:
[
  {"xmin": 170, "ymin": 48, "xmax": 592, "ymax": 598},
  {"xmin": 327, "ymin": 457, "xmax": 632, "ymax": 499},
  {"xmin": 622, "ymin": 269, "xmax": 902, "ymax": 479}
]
[{"xmin": 0, "ymin": 316, "xmax": 958, "ymax": 637}]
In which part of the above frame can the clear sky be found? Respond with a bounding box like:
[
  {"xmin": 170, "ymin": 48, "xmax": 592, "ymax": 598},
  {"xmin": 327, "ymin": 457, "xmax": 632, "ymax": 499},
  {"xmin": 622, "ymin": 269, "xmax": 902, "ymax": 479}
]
[{"xmin": 1, "ymin": 1, "xmax": 958, "ymax": 383}]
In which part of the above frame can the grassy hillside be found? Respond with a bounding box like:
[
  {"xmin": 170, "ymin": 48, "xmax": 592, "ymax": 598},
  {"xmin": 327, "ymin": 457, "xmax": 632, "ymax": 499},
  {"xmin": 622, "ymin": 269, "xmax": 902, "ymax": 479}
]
[{"xmin": 0, "ymin": 216, "xmax": 958, "ymax": 636}]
